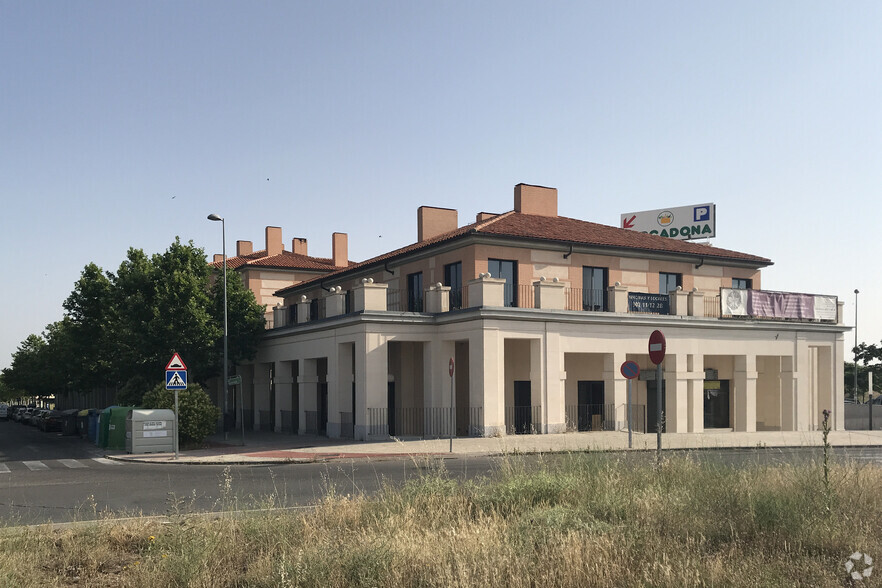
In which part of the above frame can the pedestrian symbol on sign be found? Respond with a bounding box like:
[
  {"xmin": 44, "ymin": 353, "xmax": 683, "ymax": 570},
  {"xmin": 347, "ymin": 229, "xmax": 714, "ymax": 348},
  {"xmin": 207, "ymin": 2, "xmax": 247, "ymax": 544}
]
[{"xmin": 166, "ymin": 370, "xmax": 187, "ymax": 389}]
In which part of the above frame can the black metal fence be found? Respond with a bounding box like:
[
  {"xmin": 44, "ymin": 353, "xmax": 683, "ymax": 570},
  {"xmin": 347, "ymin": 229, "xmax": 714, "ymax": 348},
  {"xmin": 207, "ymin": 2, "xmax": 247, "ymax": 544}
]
[
  {"xmin": 339, "ymin": 411, "xmax": 354, "ymax": 438},
  {"xmin": 505, "ymin": 405, "xmax": 543, "ymax": 435},
  {"xmin": 564, "ymin": 403, "xmax": 616, "ymax": 431},
  {"xmin": 242, "ymin": 410, "xmax": 254, "ymax": 431},
  {"xmin": 367, "ymin": 406, "xmax": 484, "ymax": 438},
  {"xmin": 280, "ymin": 410, "xmax": 296, "ymax": 433},
  {"xmin": 305, "ymin": 410, "xmax": 321, "ymax": 435}
]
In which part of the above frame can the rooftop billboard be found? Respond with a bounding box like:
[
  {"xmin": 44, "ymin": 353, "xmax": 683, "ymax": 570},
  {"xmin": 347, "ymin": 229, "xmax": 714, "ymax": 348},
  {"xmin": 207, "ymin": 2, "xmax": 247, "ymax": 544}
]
[{"xmin": 620, "ymin": 203, "xmax": 716, "ymax": 240}]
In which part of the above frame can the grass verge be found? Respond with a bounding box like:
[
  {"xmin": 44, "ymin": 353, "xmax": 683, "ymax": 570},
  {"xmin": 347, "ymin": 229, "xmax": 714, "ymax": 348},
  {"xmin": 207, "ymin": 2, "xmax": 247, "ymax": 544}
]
[{"xmin": 1, "ymin": 453, "xmax": 880, "ymax": 587}]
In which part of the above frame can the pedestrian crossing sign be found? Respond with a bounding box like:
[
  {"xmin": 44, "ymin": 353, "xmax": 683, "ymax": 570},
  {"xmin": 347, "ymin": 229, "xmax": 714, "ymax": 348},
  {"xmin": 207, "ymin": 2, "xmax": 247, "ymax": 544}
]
[{"xmin": 166, "ymin": 370, "xmax": 187, "ymax": 390}]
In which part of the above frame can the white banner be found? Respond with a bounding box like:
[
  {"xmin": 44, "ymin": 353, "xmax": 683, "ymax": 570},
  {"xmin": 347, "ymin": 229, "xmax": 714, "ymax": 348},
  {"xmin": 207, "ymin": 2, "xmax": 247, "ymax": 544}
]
[{"xmin": 722, "ymin": 288, "xmax": 748, "ymax": 316}]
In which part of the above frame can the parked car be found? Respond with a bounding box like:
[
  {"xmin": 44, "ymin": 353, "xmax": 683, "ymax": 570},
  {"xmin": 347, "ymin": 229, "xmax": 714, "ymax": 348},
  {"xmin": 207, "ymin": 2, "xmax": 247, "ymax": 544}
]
[
  {"xmin": 29, "ymin": 409, "xmax": 48, "ymax": 427},
  {"xmin": 0, "ymin": 404, "xmax": 7, "ymax": 420},
  {"xmin": 40, "ymin": 410, "xmax": 63, "ymax": 432}
]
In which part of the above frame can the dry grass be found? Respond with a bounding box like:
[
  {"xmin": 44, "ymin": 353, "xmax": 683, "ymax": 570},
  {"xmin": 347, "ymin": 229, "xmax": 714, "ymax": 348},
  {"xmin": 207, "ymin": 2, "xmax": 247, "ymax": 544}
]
[{"xmin": 1, "ymin": 453, "xmax": 881, "ymax": 587}]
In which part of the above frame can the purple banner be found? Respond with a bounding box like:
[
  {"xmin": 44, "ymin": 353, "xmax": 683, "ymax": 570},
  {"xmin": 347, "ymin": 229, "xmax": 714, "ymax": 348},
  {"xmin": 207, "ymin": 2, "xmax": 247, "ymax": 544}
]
[{"xmin": 747, "ymin": 291, "xmax": 815, "ymax": 319}]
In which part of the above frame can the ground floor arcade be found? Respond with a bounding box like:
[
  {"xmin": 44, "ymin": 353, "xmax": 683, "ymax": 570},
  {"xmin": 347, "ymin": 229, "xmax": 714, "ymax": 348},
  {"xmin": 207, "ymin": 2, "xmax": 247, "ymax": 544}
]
[{"xmin": 215, "ymin": 312, "xmax": 846, "ymax": 440}]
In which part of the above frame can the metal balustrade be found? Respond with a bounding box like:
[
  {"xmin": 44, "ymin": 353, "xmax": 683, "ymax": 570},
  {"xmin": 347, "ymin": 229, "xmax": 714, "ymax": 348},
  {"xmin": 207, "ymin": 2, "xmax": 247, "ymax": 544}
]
[
  {"xmin": 705, "ymin": 295, "xmax": 721, "ymax": 318},
  {"xmin": 280, "ymin": 410, "xmax": 296, "ymax": 434},
  {"xmin": 504, "ymin": 405, "xmax": 543, "ymax": 435},
  {"xmin": 305, "ymin": 410, "xmax": 321, "ymax": 435},
  {"xmin": 339, "ymin": 412, "xmax": 354, "ymax": 438},
  {"xmin": 367, "ymin": 406, "xmax": 484, "ymax": 438},
  {"xmin": 564, "ymin": 403, "xmax": 616, "ymax": 432}
]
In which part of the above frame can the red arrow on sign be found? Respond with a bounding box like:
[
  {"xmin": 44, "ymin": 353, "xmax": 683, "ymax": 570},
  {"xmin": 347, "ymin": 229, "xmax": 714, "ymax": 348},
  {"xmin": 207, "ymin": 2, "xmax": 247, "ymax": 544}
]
[{"xmin": 623, "ymin": 215, "xmax": 636, "ymax": 229}]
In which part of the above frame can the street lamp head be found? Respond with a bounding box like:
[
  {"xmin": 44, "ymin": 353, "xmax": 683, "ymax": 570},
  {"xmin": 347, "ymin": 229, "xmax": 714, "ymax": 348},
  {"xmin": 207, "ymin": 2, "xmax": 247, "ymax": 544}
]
[
  {"xmin": 855, "ymin": 289, "xmax": 860, "ymax": 295},
  {"xmin": 207, "ymin": 214, "xmax": 223, "ymax": 222}
]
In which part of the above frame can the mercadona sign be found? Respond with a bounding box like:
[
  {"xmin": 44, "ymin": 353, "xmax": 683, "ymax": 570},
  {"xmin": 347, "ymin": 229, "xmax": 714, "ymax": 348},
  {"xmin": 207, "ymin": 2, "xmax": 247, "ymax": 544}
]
[{"xmin": 620, "ymin": 203, "xmax": 716, "ymax": 240}]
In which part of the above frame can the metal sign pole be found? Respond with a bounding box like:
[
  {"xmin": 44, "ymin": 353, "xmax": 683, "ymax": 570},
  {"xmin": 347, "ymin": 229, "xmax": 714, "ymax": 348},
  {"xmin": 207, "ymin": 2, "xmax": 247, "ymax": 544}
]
[
  {"xmin": 449, "ymin": 357, "xmax": 455, "ymax": 454},
  {"xmin": 656, "ymin": 363, "xmax": 662, "ymax": 462},
  {"xmin": 174, "ymin": 389, "xmax": 179, "ymax": 460},
  {"xmin": 450, "ymin": 372, "xmax": 454, "ymax": 453},
  {"xmin": 627, "ymin": 378, "xmax": 632, "ymax": 449}
]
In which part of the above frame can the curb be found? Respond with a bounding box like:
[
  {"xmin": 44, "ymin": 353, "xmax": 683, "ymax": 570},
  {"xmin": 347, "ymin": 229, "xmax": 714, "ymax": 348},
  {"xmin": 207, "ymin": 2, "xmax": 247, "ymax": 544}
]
[{"xmin": 103, "ymin": 442, "xmax": 881, "ymax": 466}]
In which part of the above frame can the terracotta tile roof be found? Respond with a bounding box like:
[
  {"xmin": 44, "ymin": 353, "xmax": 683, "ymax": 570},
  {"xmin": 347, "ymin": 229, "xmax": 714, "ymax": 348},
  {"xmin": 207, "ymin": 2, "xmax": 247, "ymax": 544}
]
[
  {"xmin": 210, "ymin": 249, "xmax": 350, "ymax": 272},
  {"xmin": 275, "ymin": 211, "xmax": 771, "ymax": 296}
]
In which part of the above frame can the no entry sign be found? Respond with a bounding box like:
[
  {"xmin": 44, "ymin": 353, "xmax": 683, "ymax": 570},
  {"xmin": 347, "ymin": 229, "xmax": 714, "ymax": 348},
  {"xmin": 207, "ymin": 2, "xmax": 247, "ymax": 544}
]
[
  {"xmin": 649, "ymin": 330, "xmax": 666, "ymax": 365},
  {"xmin": 620, "ymin": 361, "xmax": 640, "ymax": 380}
]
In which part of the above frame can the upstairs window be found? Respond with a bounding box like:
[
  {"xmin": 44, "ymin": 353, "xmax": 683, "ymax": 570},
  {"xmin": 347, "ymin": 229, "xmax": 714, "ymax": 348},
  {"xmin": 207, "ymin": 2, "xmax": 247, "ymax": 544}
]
[
  {"xmin": 582, "ymin": 266, "xmax": 608, "ymax": 311},
  {"xmin": 444, "ymin": 262, "xmax": 463, "ymax": 309},
  {"xmin": 659, "ymin": 272, "xmax": 682, "ymax": 295},
  {"xmin": 407, "ymin": 272, "xmax": 423, "ymax": 312},
  {"xmin": 732, "ymin": 278, "xmax": 752, "ymax": 290},
  {"xmin": 488, "ymin": 259, "xmax": 517, "ymax": 307}
]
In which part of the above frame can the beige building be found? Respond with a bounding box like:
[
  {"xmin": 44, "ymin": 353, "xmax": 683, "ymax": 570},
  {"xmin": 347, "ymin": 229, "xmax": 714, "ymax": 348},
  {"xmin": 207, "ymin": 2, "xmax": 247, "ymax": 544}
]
[
  {"xmin": 228, "ymin": 184, "xmax": 846, "ymax": 439},
  {"xmin": 210, "ymin": 227, "xmax": 351, "ymax": 327}
]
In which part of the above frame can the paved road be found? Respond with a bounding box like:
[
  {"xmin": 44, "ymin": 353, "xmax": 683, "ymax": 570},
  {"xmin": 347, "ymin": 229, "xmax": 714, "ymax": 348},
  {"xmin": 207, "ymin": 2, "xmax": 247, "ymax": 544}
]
[{"xmin": 2, "ymin": 421, "xmax": 882, "ymax": 527}]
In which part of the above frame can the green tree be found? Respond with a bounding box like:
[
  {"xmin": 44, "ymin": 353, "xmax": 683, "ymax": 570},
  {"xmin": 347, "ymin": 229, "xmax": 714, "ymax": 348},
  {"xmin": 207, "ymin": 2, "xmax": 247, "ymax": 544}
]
[
  {"xmin": 4, "ymin": 237, "xmax": 266, "ymax": 408},
  {"xmin": 63, "ymin": 263, "xmax": 114, "ymax": 392},
  {"xmin": 142, "ymin": 382, "xmax": 220, "ymax": 446},
  {"xmin": 209, "ymin": 270, "xmax": 266, "ymax": 372},
  {"xmin": 110, "ymin": 239, "xmax": 221, "ymax": 398}
]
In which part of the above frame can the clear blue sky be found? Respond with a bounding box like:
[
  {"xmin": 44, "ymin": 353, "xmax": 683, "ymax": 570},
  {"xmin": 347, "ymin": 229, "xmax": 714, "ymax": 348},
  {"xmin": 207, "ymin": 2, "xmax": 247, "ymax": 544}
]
[{"xmin": 2, "ymin": 2, "xmax": 880, "ymax": 370}]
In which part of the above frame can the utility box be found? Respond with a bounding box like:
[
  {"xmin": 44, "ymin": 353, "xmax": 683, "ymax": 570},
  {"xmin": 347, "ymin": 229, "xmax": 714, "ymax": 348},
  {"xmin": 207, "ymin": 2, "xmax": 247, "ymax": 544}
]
[{"xmin": 126, "ymin": 409, "xmax": 176, "ymax": 454}]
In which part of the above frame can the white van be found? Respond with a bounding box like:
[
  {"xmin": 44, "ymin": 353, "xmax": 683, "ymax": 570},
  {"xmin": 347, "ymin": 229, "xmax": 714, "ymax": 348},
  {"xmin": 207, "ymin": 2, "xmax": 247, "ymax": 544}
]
[{"xmin": 0, "ymin": 404, "xmax": 7, "ymax": 420}]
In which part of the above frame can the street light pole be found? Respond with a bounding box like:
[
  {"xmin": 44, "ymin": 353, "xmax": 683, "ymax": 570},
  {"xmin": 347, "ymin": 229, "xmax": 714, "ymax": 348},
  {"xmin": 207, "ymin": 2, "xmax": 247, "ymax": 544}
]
[
  {"xmin": 208, "ymin": 214, "xmax": 229, "ymax": 441},
  {"xmin": 854, "ymin": 289, "xmax": 859, "ymax": 403}
]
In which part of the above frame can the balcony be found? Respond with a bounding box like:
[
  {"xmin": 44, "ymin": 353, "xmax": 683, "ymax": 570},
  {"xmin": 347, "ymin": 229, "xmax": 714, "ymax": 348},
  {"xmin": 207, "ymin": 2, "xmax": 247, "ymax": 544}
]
[{"xmin": 269, "ymin": 281, "xmax": 841, "ymax": 330}]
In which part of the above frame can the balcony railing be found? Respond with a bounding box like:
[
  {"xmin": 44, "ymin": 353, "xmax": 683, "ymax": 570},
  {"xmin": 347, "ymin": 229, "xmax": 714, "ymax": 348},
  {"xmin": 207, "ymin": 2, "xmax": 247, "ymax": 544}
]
[
  {"xmin": 705, "ymin": 295, "xmax": 721, "ymax": 318},
  {"xmin": 564, "ymin": 288, "xmax": 607, "ymax": 312}
]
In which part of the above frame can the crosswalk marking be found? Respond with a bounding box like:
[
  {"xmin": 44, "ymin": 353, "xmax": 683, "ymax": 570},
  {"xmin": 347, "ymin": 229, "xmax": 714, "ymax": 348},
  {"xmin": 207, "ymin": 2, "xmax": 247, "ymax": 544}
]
[{"xmin": 0, "ymin": 459, "xmax": 126, "ymax": 473}]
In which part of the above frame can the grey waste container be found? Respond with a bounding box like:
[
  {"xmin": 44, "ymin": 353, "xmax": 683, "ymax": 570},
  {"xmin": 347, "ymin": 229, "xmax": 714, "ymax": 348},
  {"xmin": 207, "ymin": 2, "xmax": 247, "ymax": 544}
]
[
  {"xmin": 126, "ymin": 409, "xmax": 176, "ymax": 454},
  {"xmin": 60, "ymin": 409, "xmax": 80, "ymax": 435}
]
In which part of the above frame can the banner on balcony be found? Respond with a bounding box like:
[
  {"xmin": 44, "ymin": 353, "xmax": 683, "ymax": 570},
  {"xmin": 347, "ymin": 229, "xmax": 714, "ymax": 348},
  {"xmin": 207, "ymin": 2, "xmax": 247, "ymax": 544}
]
[
  {"xmin": 628, "ymin": 292, "xmax": 670, "ymax": 314},
  {"xmin": 723, "ymin": 288, "xmax": 748, "ymax": 316},
  {"xmin": 721, "ymin": 289, "xmax": 838, "ymax": 321}
]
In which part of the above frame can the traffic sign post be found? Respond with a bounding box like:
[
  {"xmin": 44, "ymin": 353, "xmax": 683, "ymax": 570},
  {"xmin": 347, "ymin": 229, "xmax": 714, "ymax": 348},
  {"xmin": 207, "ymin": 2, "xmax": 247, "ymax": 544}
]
[
  {"xmin": 648, "ymin": 331, "xmax": 666, "ymax": 465},
  {"xmin": 620, "ymin": 361, "xmax": 640, "ymax": 449},
  {"xmin": 165, "ymin": 353, "xmax": 187, "ymax": 460},
  {"xmin": 449, "ymin": 358, "xmax": 455, "ymax": 453}
]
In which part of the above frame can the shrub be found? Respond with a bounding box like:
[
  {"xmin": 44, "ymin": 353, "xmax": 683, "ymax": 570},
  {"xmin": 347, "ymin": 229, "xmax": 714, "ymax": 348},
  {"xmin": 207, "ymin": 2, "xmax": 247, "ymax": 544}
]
[{"xmin": 142, "ymin": 383, "xmax": 219, "ymax": 446}]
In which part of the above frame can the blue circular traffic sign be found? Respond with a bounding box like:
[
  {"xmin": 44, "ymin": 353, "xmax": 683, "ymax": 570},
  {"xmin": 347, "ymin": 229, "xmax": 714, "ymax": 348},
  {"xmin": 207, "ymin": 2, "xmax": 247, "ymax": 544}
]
[{"xmin": 620, "ymin": 360, "xmax": 640, "ymax": 380}]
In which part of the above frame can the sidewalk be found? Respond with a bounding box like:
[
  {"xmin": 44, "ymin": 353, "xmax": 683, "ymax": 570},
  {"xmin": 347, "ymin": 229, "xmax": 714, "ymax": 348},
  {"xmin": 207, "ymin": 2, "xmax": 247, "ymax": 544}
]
[{"xmin": 106, "ymin": 429, "xmax": 882, "ymax": 465}]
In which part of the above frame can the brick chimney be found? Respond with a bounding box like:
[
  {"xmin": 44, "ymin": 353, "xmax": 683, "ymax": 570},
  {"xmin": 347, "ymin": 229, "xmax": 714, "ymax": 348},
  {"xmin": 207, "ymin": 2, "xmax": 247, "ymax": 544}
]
[
  {"xmin": 476, "ymin": 212, "xmax": 498, "ymax": 223},
  {"xmin": 266, "ymin": 226, "xmax": 283, "ymax": 256},
  {"xmin": 292, "ymin": 237, "xmax": 308, "ymax": 256},
  {"xmin": 332, "ymin": 232, "xmax": 348, "ymax": 268},
  {"xmin": 236, "ymin": 240, "xmax": 253, "ymax": 256},
  {"xmin": 514, "ymin": 184, "xmax": 557, "ymax": 217},
  {"xmin": 418, "ymin": 206, "xmax": 458, "ymax": 241},
  {"xmin": 213, "ymin": 254, "xmax": 224, "ymax": 263}
]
